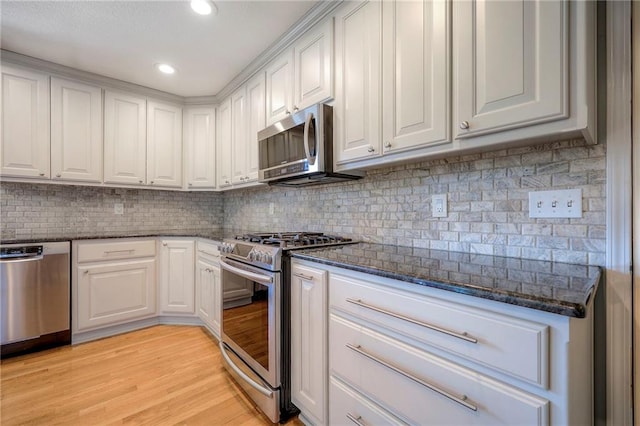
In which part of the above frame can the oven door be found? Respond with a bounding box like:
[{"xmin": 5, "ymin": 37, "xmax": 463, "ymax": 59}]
[{"xmin": 220, "ymin": 257, "xmax": 280, "ymax": 389}]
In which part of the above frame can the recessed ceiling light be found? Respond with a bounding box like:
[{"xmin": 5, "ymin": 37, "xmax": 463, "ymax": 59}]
[
  {"xmin": 156, "ymin": 63, "xmax": 176, "ymax": 75},
  {"xmin": 191, "ymin": 0, "xmax": 217, "ymax": 16}
]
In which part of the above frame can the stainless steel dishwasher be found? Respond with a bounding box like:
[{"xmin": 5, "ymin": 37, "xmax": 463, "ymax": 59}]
[{"xmin": 1, "ymin": 241, "xmax": 71, "ymax": 357}]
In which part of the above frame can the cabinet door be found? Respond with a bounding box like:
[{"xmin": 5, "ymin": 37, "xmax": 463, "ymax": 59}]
[
  {"xmin": 147, "ymin": 101, "xmax": 182, "ymax": 188},
  {"xmin": 75, "ymin": 258, "xmax": 156, "ymax": 332},
  {"xmin": 159, "ymin": 240, "xmax": 195, "ymax": 314},
  {"xmin": 231, "ymin": 86, "xmax": 247, "ymax": 185},
  {"xmin": 0, "ymin": 66, "xmax": 50, "ymax": 178},
  {"xmin": 184, "ymin": 106, "xmax": 216, "ymax": 189},
  {"xmin": 210, "ymin": 264, "xmax": 221, "ymax": 336},
  {"xmin": 291, "ymin": 263, "xmax": 328, "ymax": 425},
  {"xmin": 104, "ymin": 90, "xmax": 147, "ymax": 185},
  {"xmin": 245, "ymin": 73, "xmax": 265, "ymax": 183},
  {"xmin": 216, "ymin": 97, "xmax": 233, "ymax": 188},
  {"xmin": 51, "ymin": 77, "xmax": 103, "ymax": 182},
  {"xmin": 334, "ymin": 0, "xmax": 382, "ymax": 164},
  {"xmin": 196, "ymin": 258, "xmax": 215, "ymax": 330},
  {"xmin": 382, "ymin": 0, "xmax": 450, "ymax": 153},
  {"xmin": 293, "ymin": 18, "xmax": 334, "ymax": 111},
  {"xmin": 265, "ymin": 51, "xmax": 293, "ymax": 125},
  {"xmin": 454, "ymin": 0, "xmax": 568, "ymax": 139}
]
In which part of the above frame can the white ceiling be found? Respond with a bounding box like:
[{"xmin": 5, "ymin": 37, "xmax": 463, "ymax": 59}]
[{"xmin": 0, "ymin": 0, "xmax": 319, "ymax": 97}]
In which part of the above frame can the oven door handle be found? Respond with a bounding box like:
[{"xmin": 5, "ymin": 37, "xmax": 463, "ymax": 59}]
[
  {"xmin": 219, "ymin": 258, "xmax": 273, "ymax": 285},
  {"xmin": 219, "ymin": 342, "xmax": 274, "ymax": 398}
]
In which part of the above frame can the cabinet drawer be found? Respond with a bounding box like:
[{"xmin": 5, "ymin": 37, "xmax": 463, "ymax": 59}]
[
  {"xmin": 330, "ymin": 376, "xmax": 407, "ymax": 426},
  {"xmin": 330, "ymin": 274, "xmax": 549, "ymax": 387},
  {"xmin": 77, "ymin": 240, "xmax": 156, "ymax": 263},
  {"xmin": 330, "ymin": 315, "xmax": 549, "ymax": 425},
  {"xmin": 196, "ymin": 240, "xmax": 220, "ymax": 261}
]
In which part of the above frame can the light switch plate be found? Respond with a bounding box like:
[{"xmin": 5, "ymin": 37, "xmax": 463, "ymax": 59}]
[
  {"xmin": 528, "ymin": 189, "xmax": 582, "ymax": 218},
  {"xmin": 114, "ymin": 203, "xmax": 124, "ymax": 215},
  {"xmin": 432, "ymin": 194, "xmax": 447, "ymax": 218}
]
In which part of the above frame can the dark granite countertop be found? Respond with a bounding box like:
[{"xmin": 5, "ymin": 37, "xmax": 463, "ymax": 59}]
[
  {"xmin": 291, "ymin": 243, "xmax": 601, "ymax": 318},
  {"xmin": 0, "ymin": 230, "xmax": 227, "ymax": 245}
]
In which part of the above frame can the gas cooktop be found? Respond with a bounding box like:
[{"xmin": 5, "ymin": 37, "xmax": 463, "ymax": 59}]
[{"xmin": 233, "ymin": 232, "xmax": 353, "ymax": 249}]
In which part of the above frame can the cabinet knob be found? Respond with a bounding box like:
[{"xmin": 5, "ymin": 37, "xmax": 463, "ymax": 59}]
[
  {"xmin": 285, "ymin": 110, "xmax": 291, "ymax": 115},
  {"xmin": 384, "ymin": 142, "xmax": 392, "ymax": 149},
  {"xmin": 459, "ymin": 121, "xmax": 470, "ymax": 130},
  {"xmin": 139, "ymin": 180, "xmax": 143, "ymax": 184},
  {"xmin": 150, "ymin": 180, "xmax": 154, "ymax": 184},
  {"xmin": 245, "ymin": 176, "xmax": 249, "ymax": 181},
  {"xmin": 39, "ymin": 172, "xmax": 45, "ymax": 177},
  {"xmin": 367, "ymin": 147, "xmax": 375, "ymax": 153},
  {"xmin": 188, "ymin": 183, "xmax": 193, "ymax": 186},
  {"xmin": 162, "ymin": 242, "xmax": 168, "ymax": 247},
  {"xmin": 83, "ymin": 270, "xmax": 89, "ymax": 275},
  {"xmin": 293, "ymin": 106, "xmax": 299, "ymax": 112},
  {"xmin": 225, "ymin": 180, "xmax": 230, "ymax": 184},
  {"xmin": 239, "ymin": 177, "xmax": 245, "ymax": 181},
  {"xmin": 55, "ymin": 174, "xmax": 61, "ymax": 178}
]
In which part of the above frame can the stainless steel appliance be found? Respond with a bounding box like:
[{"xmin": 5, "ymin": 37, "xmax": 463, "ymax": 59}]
[
  {"xmin": 0, "ymin": 241, "xmax": 71, "ymax": 357},
  {"xmin": 258, "ymin": 103, "xmax": 363, "ymax": 186},
  {"xmin": 219, "ymin": 232, "xmax": 354, "ymax": 423}
]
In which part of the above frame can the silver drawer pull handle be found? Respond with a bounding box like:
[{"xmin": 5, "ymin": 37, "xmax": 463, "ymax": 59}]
[
  {"xmin": 346, "ymin": 413, "xmax": 365, "ymax": 426},
  {"xmin": 293, "ymin": 272, "xmax": 314, "ymax": 281},
  {"xmin": 104, "ymin": 249, "xmax": 135, "ymax": 255},
  {"xmin": 346, "ymin": 343, "xmax": 478, "ymax": 412},
  {"xmin": 345, "ymin": 298, "xmax": 477, "ymax": 344}
]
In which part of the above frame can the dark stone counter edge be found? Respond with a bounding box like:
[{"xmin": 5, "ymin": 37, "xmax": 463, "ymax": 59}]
[
  {"xmin": 1, "ymin": 233, "xmax": 225, "ymax": 245},
  {"xmin": 291, "ymin": 252, "xmax": 601, "ymax": 319}
]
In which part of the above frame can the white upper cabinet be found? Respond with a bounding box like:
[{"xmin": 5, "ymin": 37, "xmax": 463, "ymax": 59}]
[
  {"xmin": 266, "ymin": 19, "xmax": 334, "ymax": 126},
  {"xmin": 245, "ymin": 73, "xmax": 265, "ymax": 183},
  {"xmin": 147, "ymin": 100, "xmax": 183, "ymax": 188},
  {"xmin": 104, "ymin": 90, "xmax": 147, "ymax": 185},
  {"xmin": 265, "ymin": 51, "xmax": 294, "ymax": 125},
  {"xmin": 216, "ymin": 97, "xmax": 233, "ymax": 188},
  {"xmin": 334, "ymin": 0, "xmax": 382, "ymax": 164},
  {"xmin": 454, "ymin": 0, "xmax": 568, "ymax": 139},
  {"xmin": 51, "ymin": 77, "xmax": 103, "ymax": 183},
  {"xmin": 184, "ymin": 106, "xmax": 216, "ymax": 189},
  {"xmin": 335, "ymin": 0, "xmax": 450, "ymax": 166},
  {"xmin": 382, "ymin": 0, "xmax": 450, "ymax": 154},
  {"xmin": 293, "ymin": 18, "xmax": 334, "ymax": 112},
  {"xmin": 0, "ymin": 65, "xmax": 50, "ymax": 178},
  {"xmin": 231, "ymin": 86, "xmax": 247, "ymax": 185}
]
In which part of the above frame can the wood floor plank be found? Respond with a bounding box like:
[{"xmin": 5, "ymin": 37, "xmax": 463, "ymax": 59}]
[{"xmin": 1, "ymin": 325, "xmax": 302, "ymax": 426}]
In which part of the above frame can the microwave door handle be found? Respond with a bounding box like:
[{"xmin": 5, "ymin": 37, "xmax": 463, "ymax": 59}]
[{"xmin": 303, "ymin": 112, "xmax": 316, "ymax": 165}]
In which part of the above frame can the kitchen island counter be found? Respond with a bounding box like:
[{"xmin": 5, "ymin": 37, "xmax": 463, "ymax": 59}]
[{"xmin": 291, "ymin": 243, "xmax": 601, "ymax": 318}]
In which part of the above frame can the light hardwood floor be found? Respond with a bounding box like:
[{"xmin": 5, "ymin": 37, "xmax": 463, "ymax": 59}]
[{"xmin": 1, "ymin": 325, "xmax": 302, "ymax": 426}]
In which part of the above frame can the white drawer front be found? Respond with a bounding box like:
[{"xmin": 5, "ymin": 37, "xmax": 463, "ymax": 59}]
[
  {"xmin": 77, "ymin": 240, "xmax": 156, "ymax": 263},
  {"xmin": 330, "ymin": 314, "xmax": 549, "ymax": 426},
  {"xmin": 196, "ymin": 240, "xmax": 220, "ymax": 263},
  {"xmin": 330, "ymin": 274, "xmax": 549, "ymax": 387},
  {"xmin": 330, "ymin": 376, "xmax": 407, "ymax": 426}
]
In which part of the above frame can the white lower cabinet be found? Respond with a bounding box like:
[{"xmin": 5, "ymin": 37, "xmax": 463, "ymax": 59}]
[
  {"xmin": 158, "ymin": 239, "xmax": 195, "ymax": 315},
  {"xmin": 196, "ymin": 240, "xmax": 221, "ymax": 337},
  {"xmin": 291, "ymin": 261, "xmax": 328, "ymax": 425},
  {"xmin": 288, "ymin": 260, "xmax": 594, "ymax": 426},
  {"xmin": 73, "ymin": 239, "xmax": 157, "ymax": 333}
]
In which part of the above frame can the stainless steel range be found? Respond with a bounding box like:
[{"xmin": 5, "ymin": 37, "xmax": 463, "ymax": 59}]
[{"xmin": 218, "ymin": 232, "xmax": 353, "ymax": 423}]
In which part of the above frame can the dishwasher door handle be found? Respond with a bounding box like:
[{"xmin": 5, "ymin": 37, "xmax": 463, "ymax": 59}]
[{"xmin": 0, "ymin": 255, "xmax": 44, "ymax": 263}]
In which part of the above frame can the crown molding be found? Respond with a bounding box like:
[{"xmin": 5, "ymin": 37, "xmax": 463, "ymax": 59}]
[
  {"xmin": 0, "ymin": 49, "xmax": 186, "ymax": 104},
  {"xmin": 214, "ymin": 0, "xmax": 343, "ymax": 100}
]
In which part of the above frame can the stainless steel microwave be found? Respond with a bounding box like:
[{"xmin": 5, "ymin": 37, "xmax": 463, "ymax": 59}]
[{"xmin": 257, "ymin": 103, "xmax": 363, "ymax": 187}]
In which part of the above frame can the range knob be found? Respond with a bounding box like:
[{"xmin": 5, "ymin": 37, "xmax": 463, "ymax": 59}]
[{"xmin": 262, "ymin": 252, "xmax": 272, "ymax": 264}]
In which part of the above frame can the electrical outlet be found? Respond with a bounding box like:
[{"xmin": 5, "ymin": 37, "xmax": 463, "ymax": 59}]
[
  {"xmin": 432, "ymin": 194, "xmax": 447, "ymax": 218},
  {"xmin": 114, "ymin": 203, "xmax": 124, "ymax": 215},
  {"xmin": 528, "ymin": 189, "xmax": 582, "ymax": 218}
]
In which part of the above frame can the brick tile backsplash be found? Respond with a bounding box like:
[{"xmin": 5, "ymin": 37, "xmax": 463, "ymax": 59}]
[
  {"xmin": 0, "ymin": 184, "xmax": 224, "ymax": 241},
  {"xmin": 224, "ymin": 138, "xmax": 606, "ymax": 266},
  {"xmin": 1, "ymin": 138, "xmax": 606, "ymax": 266}
]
